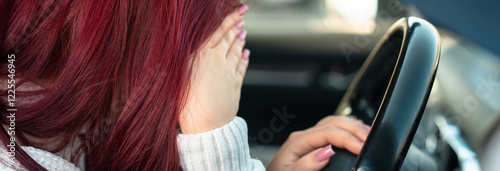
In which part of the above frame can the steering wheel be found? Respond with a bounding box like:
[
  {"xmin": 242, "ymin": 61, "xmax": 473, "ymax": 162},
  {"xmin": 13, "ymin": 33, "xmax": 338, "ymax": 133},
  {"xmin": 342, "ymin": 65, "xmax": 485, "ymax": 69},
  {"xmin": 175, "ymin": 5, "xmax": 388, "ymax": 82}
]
[{"xmin": 322, "ymin": 17, "xmax": 440, "ymax": 171}]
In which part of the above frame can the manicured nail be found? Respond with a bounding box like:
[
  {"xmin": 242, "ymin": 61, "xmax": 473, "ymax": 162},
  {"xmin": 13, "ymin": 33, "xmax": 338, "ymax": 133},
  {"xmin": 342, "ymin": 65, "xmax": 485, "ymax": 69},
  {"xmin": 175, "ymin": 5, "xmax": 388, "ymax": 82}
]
[
  {"xmin": 235, "ymin": 20, "xmax": 245, "ymax": 29},
  {"xmin": 238, "ymin": 4, "xmax": 248, "ymax": 15},
  {"xmin": 238, "ymin": 30, "xmax": 247, "ymax": 41},
  {"xmin": 315, "ymin": 145, "xmax": 335, "ymax": 163},
  {"xmin": 363, "ymin": 125, "xmax": 371, "ymax": 132},
  {"xmin": 360, "ymin": 142, "xmax": 365, "ymax": 146},
  {"xmin": 242, "ymin": 49, "xmax": 250, "ymax": 60}
]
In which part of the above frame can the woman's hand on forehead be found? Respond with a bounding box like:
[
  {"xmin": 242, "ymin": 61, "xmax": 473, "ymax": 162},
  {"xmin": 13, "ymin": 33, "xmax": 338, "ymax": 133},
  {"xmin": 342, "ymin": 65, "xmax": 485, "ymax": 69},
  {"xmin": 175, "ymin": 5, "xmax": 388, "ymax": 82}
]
[{"xmin": 180, "ymin": 5, "xmax": 250, "ymax": 134}]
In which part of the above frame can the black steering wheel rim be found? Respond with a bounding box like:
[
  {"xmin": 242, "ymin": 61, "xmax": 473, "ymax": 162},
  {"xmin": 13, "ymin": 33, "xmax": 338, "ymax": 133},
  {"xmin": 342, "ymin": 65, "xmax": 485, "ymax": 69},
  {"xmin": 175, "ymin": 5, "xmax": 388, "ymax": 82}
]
[{"xmin": 323, "ymin": 17, "xmax": 440, "ymax": 171}]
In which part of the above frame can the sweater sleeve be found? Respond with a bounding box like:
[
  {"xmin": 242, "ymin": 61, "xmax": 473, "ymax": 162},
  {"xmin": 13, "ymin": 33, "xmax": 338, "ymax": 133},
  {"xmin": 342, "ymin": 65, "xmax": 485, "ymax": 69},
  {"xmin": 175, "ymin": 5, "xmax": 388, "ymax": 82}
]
[{"xmin": 177, "ymin": 116, "xmax": 265, "ymax": 171}]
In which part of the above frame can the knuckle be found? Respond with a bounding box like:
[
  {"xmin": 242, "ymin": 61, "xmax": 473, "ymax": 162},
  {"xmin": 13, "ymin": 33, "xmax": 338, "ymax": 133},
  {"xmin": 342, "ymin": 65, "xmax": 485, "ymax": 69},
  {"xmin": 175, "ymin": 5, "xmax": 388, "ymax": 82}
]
[
  {"xmin": 333, "ymin": 128, "xmax": 349, "ymax": 137},
  {"xmin": 325, "ymin": 116, "xmax": 337, "ymax": 122},
  {"xmin": 289, "ymin": 131, "xmax": 302, "ymax": 140},
  {"xmin": 324, "ymin": 115, "xmax": 341, "ymax": 123},
  {"xmin": 234, "ymin": 42, "xmax": 244, "ymax": 51},
  {"xmin": 316, "ymin": 125, "xmax": 337, "ymax": 135},
  {"xmin": 331, "ymin": 115, "xmax": 341, "ymax": 119},
  {"xmin": 354, "ymin": 129, "xmax": 365, "ymax": 137},
  {"xmin": 230, "ymin": 12, "xmax": 240, "ymax": 22}
]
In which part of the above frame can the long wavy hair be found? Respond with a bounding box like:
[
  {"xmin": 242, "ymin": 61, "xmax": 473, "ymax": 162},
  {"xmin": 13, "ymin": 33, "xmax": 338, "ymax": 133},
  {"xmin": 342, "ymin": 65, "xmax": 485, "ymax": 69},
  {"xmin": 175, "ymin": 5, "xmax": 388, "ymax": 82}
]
[{"xmin": 0, "ymin": 0, "xmax": 240, "ymax": 170}]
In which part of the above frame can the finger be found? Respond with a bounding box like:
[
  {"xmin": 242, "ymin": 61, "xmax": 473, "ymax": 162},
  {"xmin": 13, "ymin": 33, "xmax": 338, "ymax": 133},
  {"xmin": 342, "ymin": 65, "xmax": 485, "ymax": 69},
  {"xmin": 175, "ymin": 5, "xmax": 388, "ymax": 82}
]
[
  {"xmin": 291, "ymin": 145, "xmax": 335, "ymax": 171},
  {"xmin": 284, "ymin": 126, "xmax": 364, "ymax": 157},
  {"xmin": 214, "ymin": 26, "xmax": 241, "ymax": 55},
  {"xmin": 207, "ymin": 5, "xmax": 247, "ymax": 47},
  {"xmin": 236, "ymin": 49, "xmax": 250, "ymax": 79},
  {"xmin": 316, "ymin": 116, "xmax": 370, "ymax": 142},
  {"xmin": 226, "ymin": 30, "xmax": 246, "ymax": 66}
]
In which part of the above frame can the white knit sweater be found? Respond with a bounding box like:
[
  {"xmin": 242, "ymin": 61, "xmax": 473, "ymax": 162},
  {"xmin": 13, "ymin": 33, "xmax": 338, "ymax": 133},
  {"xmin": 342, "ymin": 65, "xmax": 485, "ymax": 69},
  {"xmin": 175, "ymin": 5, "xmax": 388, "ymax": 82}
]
[{"xmin": 0, "ymin": 116, "xmax": 265, "ymax": 170}]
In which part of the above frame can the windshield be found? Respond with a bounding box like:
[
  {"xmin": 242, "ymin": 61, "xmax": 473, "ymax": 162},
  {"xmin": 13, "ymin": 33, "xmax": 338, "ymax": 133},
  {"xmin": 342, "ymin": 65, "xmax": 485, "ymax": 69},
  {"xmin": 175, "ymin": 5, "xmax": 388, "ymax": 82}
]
[{"xmin": 399, "ymin": 0, "xmax": 500, "ymax": 55}]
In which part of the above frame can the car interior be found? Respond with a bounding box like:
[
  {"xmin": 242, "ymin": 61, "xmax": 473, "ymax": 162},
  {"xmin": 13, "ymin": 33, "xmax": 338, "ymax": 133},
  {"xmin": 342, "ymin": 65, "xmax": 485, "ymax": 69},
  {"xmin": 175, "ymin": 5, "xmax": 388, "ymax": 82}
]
[{"xmin": 238, "ymin": 0, "xmax": 500, "ymax": 170}]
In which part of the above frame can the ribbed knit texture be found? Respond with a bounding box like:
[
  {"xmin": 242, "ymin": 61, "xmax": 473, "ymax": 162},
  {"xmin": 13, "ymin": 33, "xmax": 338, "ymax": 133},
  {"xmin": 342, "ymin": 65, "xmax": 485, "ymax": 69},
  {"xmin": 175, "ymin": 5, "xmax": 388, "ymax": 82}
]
[
  {"xmin": 177, "ymin": 116, "xmax": 265, "ymax": 171},
  {"xmin": 0, "ymin": 144, "xmax": 80, "ymax": 171}
]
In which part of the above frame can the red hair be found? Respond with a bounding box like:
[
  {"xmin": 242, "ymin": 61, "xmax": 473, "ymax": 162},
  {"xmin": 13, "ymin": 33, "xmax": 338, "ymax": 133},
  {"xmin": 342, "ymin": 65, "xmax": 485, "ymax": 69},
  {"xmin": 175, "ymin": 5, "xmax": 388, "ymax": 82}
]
[{"xmin": 0, "ymin": 0, "xmax": 240, "ymax": 170}]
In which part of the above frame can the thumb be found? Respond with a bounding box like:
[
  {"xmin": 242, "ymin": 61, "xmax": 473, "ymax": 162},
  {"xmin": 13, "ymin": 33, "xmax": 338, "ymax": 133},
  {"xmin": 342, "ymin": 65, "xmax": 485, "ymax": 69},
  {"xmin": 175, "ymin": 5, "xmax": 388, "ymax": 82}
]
[{"xmin": 291, "ymin": 145, "xmax": 335, "ymax": 171}]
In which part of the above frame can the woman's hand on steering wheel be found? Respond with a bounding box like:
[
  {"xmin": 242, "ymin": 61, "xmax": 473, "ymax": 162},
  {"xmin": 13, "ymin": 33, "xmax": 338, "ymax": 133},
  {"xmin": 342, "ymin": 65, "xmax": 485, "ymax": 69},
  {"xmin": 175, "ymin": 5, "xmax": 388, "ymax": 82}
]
[{"xmin": 266, "ymin": 116, "xmax": 371, "ymax": 171}]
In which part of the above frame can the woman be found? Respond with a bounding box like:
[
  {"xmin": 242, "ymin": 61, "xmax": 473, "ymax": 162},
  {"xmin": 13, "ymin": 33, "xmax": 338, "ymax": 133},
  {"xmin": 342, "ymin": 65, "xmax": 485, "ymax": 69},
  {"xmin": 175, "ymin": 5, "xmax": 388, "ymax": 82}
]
[{"xmin": 0, "ymin": 0, "xmax": 369, "ymax": 170}]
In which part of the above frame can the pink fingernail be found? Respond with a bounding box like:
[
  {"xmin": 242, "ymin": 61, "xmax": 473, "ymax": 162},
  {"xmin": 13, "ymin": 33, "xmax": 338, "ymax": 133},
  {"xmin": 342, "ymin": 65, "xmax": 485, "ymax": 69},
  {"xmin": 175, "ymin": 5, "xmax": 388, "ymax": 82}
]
[
  {"xmin": 360, "ymin": 142, "xmax": 365, "ymax": 146},
  {"xmin": 363, "ymin": 125, "xmax": 371, "ymax": 131},
  {"xmin": 315, "ymin": 145, "xmax": 335, "ymax": 163},
  {"xmin": 235, "ymin": 20, "xmax": 245, "ymax": 29},
  {"xmin": 242, "ymin": 49, "xmax": 250, "ymax": 60},
  {"xmin": 238, "ymin": 30, "xmax": 247, "ymax": 41},
  {"xmin": 238, "ymin": 4, "xmax": 248, "ymax": 15}
]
